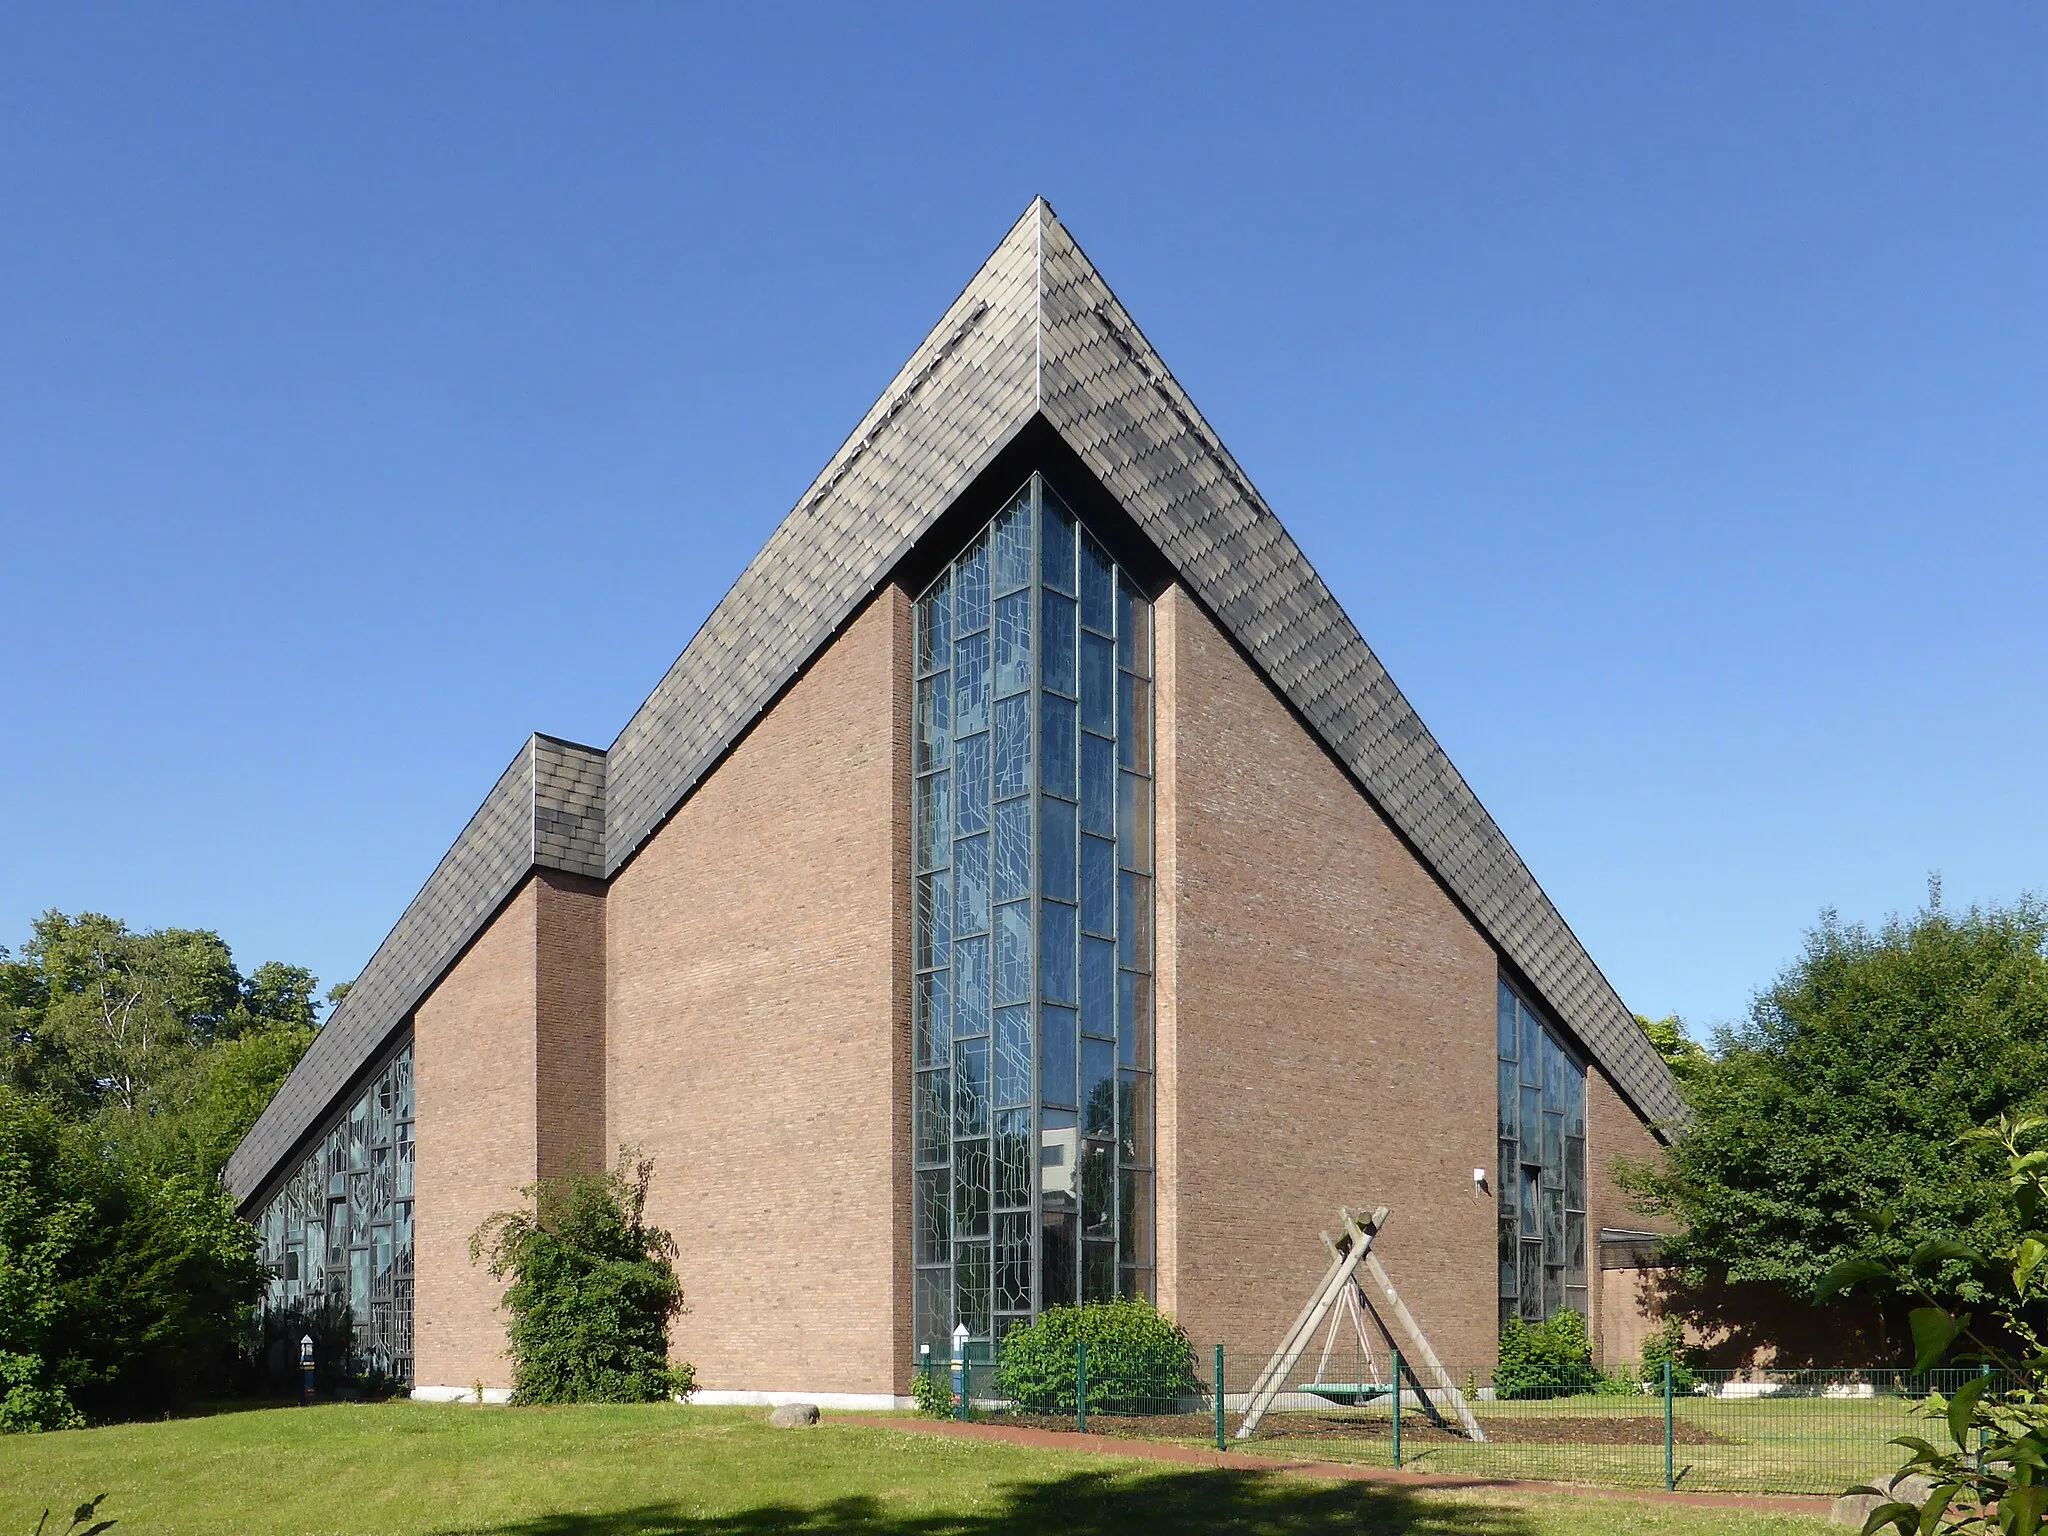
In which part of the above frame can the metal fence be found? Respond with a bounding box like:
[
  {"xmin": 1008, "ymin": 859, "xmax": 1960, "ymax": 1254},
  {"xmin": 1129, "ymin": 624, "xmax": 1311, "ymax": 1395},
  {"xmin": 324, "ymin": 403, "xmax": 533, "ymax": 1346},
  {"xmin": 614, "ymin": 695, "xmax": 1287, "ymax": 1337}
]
[{"xmin": 925, "ymin": 1347, "xmax": 1992, "ymax": 1497}]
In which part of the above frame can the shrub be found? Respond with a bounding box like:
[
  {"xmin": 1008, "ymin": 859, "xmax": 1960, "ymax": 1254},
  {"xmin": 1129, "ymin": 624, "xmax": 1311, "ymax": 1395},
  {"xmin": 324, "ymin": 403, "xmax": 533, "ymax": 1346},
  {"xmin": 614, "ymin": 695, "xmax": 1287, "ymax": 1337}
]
[
  {"xmin": 1493, "ymin": 1310, "xmax": 1602, "ymax": 1400},
  {"xmin": 909, "ymin": 1359, "xmax": 954, "ymax": 1419},
  {"xmin": 470, "ymin": 1151, "xmax": 693, "ymax": 1405},
  {"xmin": 1637, "ymin": 1317, "xmax": 1698, "ymax": 1394},
  {"xmin": 994, "ymin": 1299, "xmax": 1198, "ymax": 1414}
]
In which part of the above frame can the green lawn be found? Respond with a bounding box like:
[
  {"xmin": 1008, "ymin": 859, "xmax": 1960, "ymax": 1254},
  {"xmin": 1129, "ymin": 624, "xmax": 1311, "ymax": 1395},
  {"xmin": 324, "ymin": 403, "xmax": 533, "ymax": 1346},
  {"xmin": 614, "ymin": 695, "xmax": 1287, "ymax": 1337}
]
[{"xmin": 0, "ymin": 1402, "xmax": 1829, "ymax": 1536}]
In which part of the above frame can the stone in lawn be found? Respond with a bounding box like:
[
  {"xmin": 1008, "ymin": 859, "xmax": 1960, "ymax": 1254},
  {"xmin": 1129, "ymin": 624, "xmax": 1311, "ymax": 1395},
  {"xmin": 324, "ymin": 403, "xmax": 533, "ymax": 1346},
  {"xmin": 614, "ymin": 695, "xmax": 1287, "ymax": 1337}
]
[
  {"xmin": 1830, "ymin": 1473, "xmax": 1935, "ymax": 1528},
  {"xmin": 768, "ymin": 1403, "xmax": 821, "ymax": 1428}
]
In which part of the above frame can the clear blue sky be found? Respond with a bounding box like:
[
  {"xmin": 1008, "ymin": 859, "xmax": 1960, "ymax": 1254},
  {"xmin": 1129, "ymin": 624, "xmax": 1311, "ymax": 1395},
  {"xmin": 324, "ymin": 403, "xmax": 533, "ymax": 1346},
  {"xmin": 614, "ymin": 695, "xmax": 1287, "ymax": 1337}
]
[{"xmin": 3, "ymin": 6, "xmax": 2042, "ymax": 1038}]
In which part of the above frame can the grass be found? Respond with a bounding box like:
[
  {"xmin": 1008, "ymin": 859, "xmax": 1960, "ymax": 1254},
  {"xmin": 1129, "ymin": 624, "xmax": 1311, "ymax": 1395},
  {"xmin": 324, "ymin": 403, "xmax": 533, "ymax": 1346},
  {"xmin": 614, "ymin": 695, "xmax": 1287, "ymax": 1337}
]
[{"xmin": 0, "ymin": 1401, "xmax": 1831, "ymax": 1536}]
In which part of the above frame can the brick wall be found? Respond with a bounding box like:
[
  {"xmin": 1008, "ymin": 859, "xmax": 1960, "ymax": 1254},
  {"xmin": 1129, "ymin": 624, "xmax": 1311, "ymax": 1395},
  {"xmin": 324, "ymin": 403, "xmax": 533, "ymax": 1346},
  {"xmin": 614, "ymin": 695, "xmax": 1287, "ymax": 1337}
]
[
  {"xmin": 605, "ymin": 589, "xmax": 910, "ymax": 1397},
  {"xmin": 535, "ymin": 871, "xmax": 607, "ymax": 1182},
  {"xmin": 1159, "ymin": 586, "xmax": 1506, "ymax": 1372},
  {"xmin": 1587, "ymin": 1063, "xmax": 1668, "ymax": 1363},
  {"xmin": 414, "ymin": 879, "xmax": 539, "ymax": 1391}
]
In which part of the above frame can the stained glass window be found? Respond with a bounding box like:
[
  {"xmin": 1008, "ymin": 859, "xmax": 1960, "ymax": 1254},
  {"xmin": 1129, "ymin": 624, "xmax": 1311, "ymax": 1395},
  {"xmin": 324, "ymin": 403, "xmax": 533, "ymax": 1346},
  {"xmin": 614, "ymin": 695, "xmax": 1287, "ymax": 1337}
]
[
  {"xmin": 252, "ymin": 1037, "xmax": 415, "ymax": 1382},
  {"xmin": 1495, "ymin": 981, "xmax": 1588, "ymax": 1329},
  {"xmin": 913, "ymin": 475, "xmax": 1155, "ymax": 1355}
]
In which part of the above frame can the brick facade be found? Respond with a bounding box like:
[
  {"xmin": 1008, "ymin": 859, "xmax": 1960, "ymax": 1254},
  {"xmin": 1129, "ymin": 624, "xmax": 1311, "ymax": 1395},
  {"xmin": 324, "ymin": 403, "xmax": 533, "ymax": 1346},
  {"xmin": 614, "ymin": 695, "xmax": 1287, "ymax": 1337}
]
[
  {"xmin": 604, "ymin": 590, "xmax": 911, "ymax": 1398},
  {"xmin": 413, "ymin": 879, "xmax": 539, "ymax": 1392},
  {"xmin": 1157, "ymin": 586, "xmax": 1506, "ymax": 1370},
  {"xmin": 1586, "ymin": 1062, "xmax": 1669, "ymax": 1363}
]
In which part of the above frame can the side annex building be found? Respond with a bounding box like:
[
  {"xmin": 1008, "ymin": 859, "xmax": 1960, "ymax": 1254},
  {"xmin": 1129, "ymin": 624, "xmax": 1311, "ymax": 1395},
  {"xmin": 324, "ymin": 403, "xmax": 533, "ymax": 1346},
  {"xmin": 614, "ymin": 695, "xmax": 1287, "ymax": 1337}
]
[{"xmin": 226, "ymin": 201, "xmax": 1683, "ymax": 1404}]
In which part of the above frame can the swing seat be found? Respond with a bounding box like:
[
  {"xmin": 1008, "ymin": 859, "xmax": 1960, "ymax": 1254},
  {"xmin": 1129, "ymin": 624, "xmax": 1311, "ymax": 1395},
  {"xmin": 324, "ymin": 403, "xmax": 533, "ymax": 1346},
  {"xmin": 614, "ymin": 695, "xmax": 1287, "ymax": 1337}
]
[{"xmin": 1297, "ymin": 1382, "xmax": 1392, "ymax": 1406}]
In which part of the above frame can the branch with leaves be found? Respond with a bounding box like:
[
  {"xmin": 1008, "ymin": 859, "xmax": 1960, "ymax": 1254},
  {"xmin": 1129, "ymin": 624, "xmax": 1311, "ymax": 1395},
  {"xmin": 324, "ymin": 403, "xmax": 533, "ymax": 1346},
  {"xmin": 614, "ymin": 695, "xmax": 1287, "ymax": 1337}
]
[{"xmin": 1817, "ymin": 1115, "xmax": 2048, "ymax": 1534}]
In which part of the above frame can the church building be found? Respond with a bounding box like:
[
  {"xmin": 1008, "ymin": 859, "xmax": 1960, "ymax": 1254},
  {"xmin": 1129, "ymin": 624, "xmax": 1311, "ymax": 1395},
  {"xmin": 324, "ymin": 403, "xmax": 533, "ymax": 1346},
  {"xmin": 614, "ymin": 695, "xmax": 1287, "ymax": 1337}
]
[{"xmin": 226, "ymin": 201, "xmax": 1682, "ymax": 1404}]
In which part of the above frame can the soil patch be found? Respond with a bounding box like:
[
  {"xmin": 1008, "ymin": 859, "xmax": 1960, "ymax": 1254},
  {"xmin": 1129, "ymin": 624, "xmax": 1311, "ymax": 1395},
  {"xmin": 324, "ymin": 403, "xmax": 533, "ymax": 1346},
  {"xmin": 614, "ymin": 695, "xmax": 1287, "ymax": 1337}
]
[{"xmin": 985, "ymin": 1411, "xmax": 1729, "ymax": 1448}]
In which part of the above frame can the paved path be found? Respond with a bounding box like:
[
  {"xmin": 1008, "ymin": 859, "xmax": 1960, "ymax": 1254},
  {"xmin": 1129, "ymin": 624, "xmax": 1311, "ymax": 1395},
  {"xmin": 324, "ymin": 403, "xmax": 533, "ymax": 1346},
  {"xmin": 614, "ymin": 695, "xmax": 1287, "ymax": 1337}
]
[{"xmin": 878, "ymin": 1416, "xmax": 1833, "ymax": 1518}]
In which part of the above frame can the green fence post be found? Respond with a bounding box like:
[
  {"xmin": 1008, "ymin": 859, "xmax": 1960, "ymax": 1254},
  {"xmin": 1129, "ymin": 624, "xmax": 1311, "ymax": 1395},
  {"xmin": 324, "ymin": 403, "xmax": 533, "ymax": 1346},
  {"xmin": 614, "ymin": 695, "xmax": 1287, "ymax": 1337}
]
[
  {"xmin": 1392, "ymin": 1348, "xmax": 1403, "ymax": 1469},
  {"xmin": 1214, "ymin": 1346, "xmax": 1225, "ymax": 1451},
  {"xmin": 1663, "ymin": 1357, "xmax": 1675, "ymax": 1491},
  {"xmin": 1076, "ymin": 1338, "xmax": 1088, "ymax": 1435}
]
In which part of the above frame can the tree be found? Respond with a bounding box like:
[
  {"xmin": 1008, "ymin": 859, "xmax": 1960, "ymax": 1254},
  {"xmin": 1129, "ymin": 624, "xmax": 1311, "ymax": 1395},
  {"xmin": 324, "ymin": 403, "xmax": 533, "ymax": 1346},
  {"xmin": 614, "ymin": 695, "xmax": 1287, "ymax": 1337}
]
[
  {"xmin": 1622, "ymin": 890, "xmax": 2048, "ymax": 1356},
  {"xmin": 1635, "ymin": 1013, "xmax": 1708, "ymax": 1081}
]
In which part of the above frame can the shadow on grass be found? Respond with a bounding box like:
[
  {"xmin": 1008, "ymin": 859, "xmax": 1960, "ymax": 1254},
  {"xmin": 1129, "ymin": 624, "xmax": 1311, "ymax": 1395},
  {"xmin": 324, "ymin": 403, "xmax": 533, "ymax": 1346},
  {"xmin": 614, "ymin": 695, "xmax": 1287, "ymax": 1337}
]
[{"xmin": 443, "ymin": 1465, "xmax": 1539, "ymax": 1536}]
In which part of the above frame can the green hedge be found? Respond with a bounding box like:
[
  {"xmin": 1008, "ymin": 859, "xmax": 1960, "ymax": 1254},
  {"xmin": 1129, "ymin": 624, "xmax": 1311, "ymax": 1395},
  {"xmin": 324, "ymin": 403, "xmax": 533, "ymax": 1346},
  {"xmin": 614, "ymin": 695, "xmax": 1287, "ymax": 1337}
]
[
  {"xmin": 1493, "ymin": 1310, "xmax": 1603, "ymax": 1400},
  {"xmin": 994, "ymin": 1299, "xmax": 1198, "ymax": 1414}
]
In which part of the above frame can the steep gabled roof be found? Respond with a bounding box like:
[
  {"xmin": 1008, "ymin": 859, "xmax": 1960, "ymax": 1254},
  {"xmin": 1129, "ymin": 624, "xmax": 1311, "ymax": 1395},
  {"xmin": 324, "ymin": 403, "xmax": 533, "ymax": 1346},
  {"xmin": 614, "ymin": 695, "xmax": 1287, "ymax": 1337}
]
[{"xmin": 227, "ymin": 200, "xmax": 1681, "ymax": 1208}]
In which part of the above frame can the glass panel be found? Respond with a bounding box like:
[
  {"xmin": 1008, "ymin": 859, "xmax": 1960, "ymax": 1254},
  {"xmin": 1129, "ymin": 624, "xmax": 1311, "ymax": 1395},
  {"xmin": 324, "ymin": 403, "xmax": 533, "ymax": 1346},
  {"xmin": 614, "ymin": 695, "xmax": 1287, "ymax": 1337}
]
[
  {"xmin": 1565, "ymin": 1284, "xmax": 1590, "ymax": 1322},
  {"xmin": 915, "ymin": 870, "xmax": 951, "ymax": 971},
  {"xmin": 1118, "ymin": 676, "xmax": 1152, "ymax": 772},
  {"xmin": 1038, "ymin": 797, "xmax": 1077, "ymax": 901},
  {"xmin": 1080, "ymin": 633, "xmax": 1115, "ymax": 736},
  {"xmin": 915, "ymin": 772, "xmax": 950, "ymax": 872},
  {"xmin": 953, "ymin": 633, "xmax": 989, "ymax": 734},
  {"xmin": 1040, "ymin": 590, "xmax": 1076, "ymax": 697},
  {"xmin": 1117, "ymin": 575, "xmax": 1149, "ymax": 675},
  {"xmin": 993, "ymin": 695, "xmax": 1030, "ymax": 799},
  {"xmin": 1544, "ymin": 1265, "xmax": 1564, "ymax": 1317},
  {"xmin": 916, "ymin": 971, "xmax": 950, "ymax": 1067},
  {"xmin": 1074, "ymin": 842, "xmax": 1116, "ymax": 961},
  {"xmin": 994, "ymin": 903, "xmax": 1031, "ymax": 1007},
  {"xmin": 1040, "ymin": 1006, "xmax": 1077, "ymax": 1107},
  {"xmin": 1565, "ymin": 1137, "xmax": 1586, "ymax": 1210},
  {"xmin": 954, "ymin": 1242, "xmax": 990, "ymax": 1338},
  {"xmin": 1038, "ymin": 900, "xmax": 1077, "ymax": 1004},
  {"xmin": 1118, "ymin": 774, "xmax": 1153, "ymax": 872},
  {"xmin": 1117, "ymin": 1070, "xmax": 1152, "ymax": 1163},
  {"xmin": 1565, "ymin": 1060, "xmax": 1586, "ymax": 1137},
  {"xmin": 1499, "ymin": 1217, "xmax": 1518, "ymax": 1297},
  {"xmin": 992, "ymin": 492, "xmax": 1033, "ymax": 593},
  {"xmin": 994, "ymin": 590, "xmax": 1032, "ymax": 696},
  {"xmin": 1543, "ymin": 1033, "xmax": 1564, "ymax": 1113},
  {"xmin": 1079, "ymin": 534, "xmax": 1114, "ymax": 632},
  {"xmin": 1081, "ymin": 1037, "xmax": 1115, "ymax": 1138},
  {"xmin": 994, "ymin": 1108, "xmax": 1032, "ymax": 1207},
  {"xmin": 1518, "ymin": 1165, "xmax": 1540, "ymax": 1238},
  {"xmin": 955, "ymin": 538, "xmax": 990, "ymax": 632},
  {"xmin": 1519, "ymin": 1243, "xmax": 1544, "ymax": 1321},
  {"xmin": 953, "ymin": 935, "xmax": 989, "ymax": 1037},
  {"xmin": 1498, "ymin": 983, "xmax": 1518, "ymax": 1059},
  {"xmin": 1543, "ymin": 1188, "xmax": 1565, "ymax": 1260},
  {"xmin": 1040, "ymin": 693, "xmax": 1076, "ymax": 799},
  {"xmin": 1566, "ymin": 1212, "xmax": 1587, "ymax": 1278},
  {"xmin": 1497, "ymin": 1060, "xmax": 1517, "ymax": 1138},
  {"xmin": 1079, "ymin": 735, "xmax": 1114, "ymax": 836},
  {"xmin": 916, "ymin": 1169, "xmax": 949, "ymax": 1263},
  {"xmin": 1080, "ymin": 938, "xmax": 1115, "ymax": 1038},
  {"xmin": 992, "ymin": 799, "xmax": 1030, "ymax": 903},
  {"xmin": 994, "ymin": 1006, "xmax": 1032, "ymax": 1108},
  {"xmin": 995, "ymin": 1211, "xmax": 1032, "ymax": 1311},
  {"xmin": 1498, "ymin": 1139, "xmax": 1517, "ymax": 1219},
  {"xmin": 1117, "ymin": 971, "xmax": 1152, "ymax": 1068},
  {"xmin": 953, "ymin": 732, "xmax": 988, "ymax": 833},
  {"xmin": 953, "ymin": 1039, "xmax": 989, "ymax": 1137},
  {"xmin": 1120, "ymin": 1169, "xmax": 1155, "ymax": 1264},
  {"xmin": 917, "ymin": 574, "xmax": 952, "ymax": 672},
  {"xmin": 1543, "ymin": 1111, "xmax": 1564, "ymax": 1179},
  {"xmin": 915, "ymin": 1267, "xmax": 949, "ymax": 1350},
  {"xmin": 1083, "ymin": 1239, "xmax": 1116, "ymax": 1302},
  {"xmin": 1520, "ymin": 1009, "xmax": 1541, "ymax": 1085},
  {"xmin": 953, "ymin": 834, "xmax": 990, "ymax": 935},
  {"xmin": 953, "ymin": 1139, "xmax": 990, "ymax": 1237},
  {"xmin": 1519, "ymin": 1085, "xmax": 1541, "ymax": 1148},
  {"xmin": 1041, "ymin": 486, "xmax": 1076, "ymax": 593},
  {"xmin": 1040, "ymin": 1203, "xmax": 1076, "ymax": 1308},
  {"xmin": 1117, "ymin": 872, "xmax": 1152, "ymax": 970},
  {"xmin": 916, "ymin": 672, "xmax": 950, "ymax": 773},
  {"xmin": 1081, "ymin": 1143, "xmax": 1115, "ymax": 1242}
]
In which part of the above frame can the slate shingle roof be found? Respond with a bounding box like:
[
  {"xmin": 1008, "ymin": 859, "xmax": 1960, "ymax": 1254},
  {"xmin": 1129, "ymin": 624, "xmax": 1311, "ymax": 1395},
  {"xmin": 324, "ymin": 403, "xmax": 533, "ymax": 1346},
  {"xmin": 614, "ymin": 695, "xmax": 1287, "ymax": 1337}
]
[{"xmin": 226, "ymin": 200, "xmax": 1681, "ymax": 1208}]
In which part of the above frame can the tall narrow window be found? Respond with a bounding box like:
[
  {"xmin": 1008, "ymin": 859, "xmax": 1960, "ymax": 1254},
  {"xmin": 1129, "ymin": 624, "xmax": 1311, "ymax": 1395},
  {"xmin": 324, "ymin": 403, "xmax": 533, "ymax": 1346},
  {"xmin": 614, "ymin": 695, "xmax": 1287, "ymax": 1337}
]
[
  {"xmin": 913, "ymin": 475, "xmax": 1154, "ymax": 1355},
  {"xmin": 1495, "ymin": 980, "xmax": 1587, "ymax": 1328}
]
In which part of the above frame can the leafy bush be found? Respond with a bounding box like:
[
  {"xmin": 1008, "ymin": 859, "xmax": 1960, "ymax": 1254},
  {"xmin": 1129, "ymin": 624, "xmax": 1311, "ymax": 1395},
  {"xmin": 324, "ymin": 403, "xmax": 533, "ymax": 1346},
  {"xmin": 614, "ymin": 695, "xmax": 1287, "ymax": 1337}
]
[
  {"xmin": 471, "ymin": 1151, "xmax": 693, "ymax": 1405},
  {"xmin": 994, "ymin": 1299, "xmax": 1198, "ymax": 1414},
  {"xmin": 1637, "ymin": 1318, "xmax": 1697, "ymax": 1394},
  {"xmin": 910, "ymin": 1359, "xmax": 954, "ymax": 1419},
  {"xmin": 1493, "ymin": 1310, "xmax": 1602, "ymax": 1400}
]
